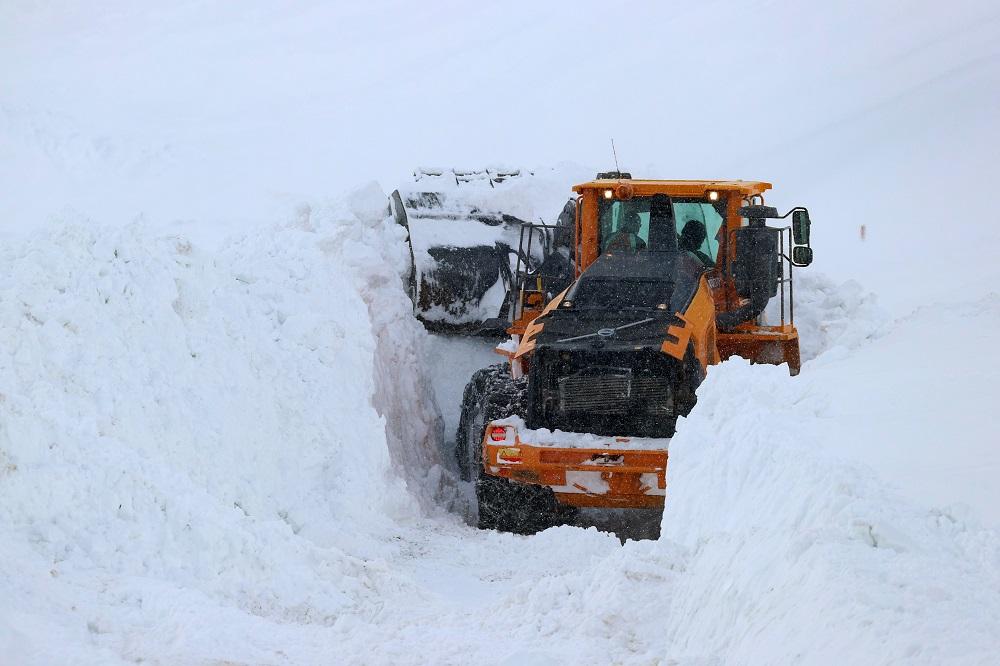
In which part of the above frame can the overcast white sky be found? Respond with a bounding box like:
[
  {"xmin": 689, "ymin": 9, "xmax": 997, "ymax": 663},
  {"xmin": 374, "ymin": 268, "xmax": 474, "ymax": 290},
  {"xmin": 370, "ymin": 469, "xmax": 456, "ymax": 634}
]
[{"xmin": 2, "ymin": 0, "xmax": 998, "ymax": 309}]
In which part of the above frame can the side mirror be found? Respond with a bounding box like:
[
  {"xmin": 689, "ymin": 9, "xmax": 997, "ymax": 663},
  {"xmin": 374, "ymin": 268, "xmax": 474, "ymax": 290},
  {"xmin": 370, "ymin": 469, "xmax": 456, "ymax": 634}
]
[
  {"xmin": 792, "ymin": 209, "xmax": 811, "ymax": 245},
  {"xmin": 792, "ymin": 246, "xmax": 813, "ymax": 266}
]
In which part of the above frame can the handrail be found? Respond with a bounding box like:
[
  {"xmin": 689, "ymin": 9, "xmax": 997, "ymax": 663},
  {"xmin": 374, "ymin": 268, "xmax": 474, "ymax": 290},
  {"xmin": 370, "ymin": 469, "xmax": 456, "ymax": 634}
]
[
  {"xmin": 724, "ymin": 224, "xmax": 796, "ymax": 328},
  {"xmin": 509, "ymin": 222, "xmax": 563, "ymax": 323}
]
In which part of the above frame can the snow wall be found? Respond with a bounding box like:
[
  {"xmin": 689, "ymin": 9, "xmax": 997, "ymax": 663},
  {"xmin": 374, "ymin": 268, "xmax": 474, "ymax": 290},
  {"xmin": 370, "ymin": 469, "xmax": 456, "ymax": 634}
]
[
  {"xmin": 659, "ymin": 357, "xmax": 1000, "ymax": 663},
  {"xmin": 654, "ymin": 270, "xmax": 1000, "ymax": 662},
  {"xmin": 0, "ymin": 184, "xmax": 448, "ymax": 662}
]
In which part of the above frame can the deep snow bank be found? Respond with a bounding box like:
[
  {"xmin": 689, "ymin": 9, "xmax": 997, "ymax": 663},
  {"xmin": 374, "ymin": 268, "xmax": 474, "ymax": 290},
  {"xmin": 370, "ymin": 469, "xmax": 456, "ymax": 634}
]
[
  {"xmin": 0, "ymin": 186, "xmax": 443, "ymax": 661},
  {"xmin": 0, "ymin": 173, "xmax": 996, "ymax": 664},
  {"xmin": 807, "ymin": 294, "xmax": 1000, "ymax": 526},
  {"xmin": 657, "ymin": 288, "xmax": 1000, "ymax": 662},
  {"xmin": 764, "ymin": 271, "xmax": 889, "ymax": 362}
]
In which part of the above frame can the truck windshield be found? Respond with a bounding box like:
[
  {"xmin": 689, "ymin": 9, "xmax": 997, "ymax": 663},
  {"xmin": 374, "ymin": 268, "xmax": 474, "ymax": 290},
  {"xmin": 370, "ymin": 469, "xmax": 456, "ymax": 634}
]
[{"xmin": 599, "ymin": 196, "xmax": 727, "ymax": 264}]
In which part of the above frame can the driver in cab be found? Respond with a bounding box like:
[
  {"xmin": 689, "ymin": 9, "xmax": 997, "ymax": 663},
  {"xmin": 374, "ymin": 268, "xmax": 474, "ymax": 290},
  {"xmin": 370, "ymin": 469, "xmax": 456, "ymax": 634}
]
[
  {"xmin": 677, "ymin": 219, "xmax": 714, "ymax": 272},
  {"xmin": 605, "ymin": 210, "xmax": 647, "ymax": 253}
]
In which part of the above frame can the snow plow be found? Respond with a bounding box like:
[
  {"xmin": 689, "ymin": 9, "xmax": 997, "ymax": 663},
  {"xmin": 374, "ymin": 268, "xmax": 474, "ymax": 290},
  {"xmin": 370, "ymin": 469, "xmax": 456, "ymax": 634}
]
[
  {"xmin": 390, "ymin": 167, "xmax": 573, "ymax": 333},
  {"xmin": 456, "ymin": 175, "xmax": 815, "ymax": 533}
]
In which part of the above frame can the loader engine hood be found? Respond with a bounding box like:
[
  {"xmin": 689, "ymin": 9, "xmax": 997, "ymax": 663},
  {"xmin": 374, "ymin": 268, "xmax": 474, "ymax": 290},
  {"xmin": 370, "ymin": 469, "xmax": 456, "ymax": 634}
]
[
  {"xmin": 523, "ymin": 252, "xmax": 706, "ymax": 438},
  {"xmin": 530, "ymin": 251, "xmax": 703, "ymax": 352}
]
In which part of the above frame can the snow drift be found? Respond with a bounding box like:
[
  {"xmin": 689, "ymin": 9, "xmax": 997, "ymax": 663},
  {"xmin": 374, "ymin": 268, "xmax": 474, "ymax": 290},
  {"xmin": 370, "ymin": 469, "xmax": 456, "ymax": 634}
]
[
  {"xmin": 1, "ymin": 188, "xmax": 998, "ymax": 664},
  {"xmin": 2, "ymin": 0, "xmax": 1000, "ymax": 661},
  {"xmin": 0, "ymin": 186, "xmax": 445, "ymax": 662},
  {"xmin": 659, "ymin": 357, "xmax": 1000, "ymax": 663}
]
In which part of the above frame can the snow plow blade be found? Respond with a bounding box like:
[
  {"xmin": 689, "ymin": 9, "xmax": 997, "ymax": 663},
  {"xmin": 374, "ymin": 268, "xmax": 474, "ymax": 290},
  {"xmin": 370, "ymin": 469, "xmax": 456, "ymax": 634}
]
[
  {"xmin": 389, "ymin": 168, "xmax": 537, "ymax": 333},
  {"xmin": 481, "ymin": 419, "xmax": 668, "ymax": 509}
]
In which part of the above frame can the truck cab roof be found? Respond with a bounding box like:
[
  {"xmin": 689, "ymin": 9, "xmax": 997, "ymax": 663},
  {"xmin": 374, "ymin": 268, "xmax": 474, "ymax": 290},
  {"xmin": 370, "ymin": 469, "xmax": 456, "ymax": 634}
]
[{"xmin": 573, "ymin": 179, "xmax": 772, "ymax": 198}]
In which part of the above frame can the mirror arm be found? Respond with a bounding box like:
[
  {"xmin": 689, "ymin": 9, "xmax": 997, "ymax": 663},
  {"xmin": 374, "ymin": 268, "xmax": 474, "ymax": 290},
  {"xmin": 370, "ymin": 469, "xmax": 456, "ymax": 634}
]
[{"xmin": 776, "ymin": 206, "xmax": 808, "ymax": 220}]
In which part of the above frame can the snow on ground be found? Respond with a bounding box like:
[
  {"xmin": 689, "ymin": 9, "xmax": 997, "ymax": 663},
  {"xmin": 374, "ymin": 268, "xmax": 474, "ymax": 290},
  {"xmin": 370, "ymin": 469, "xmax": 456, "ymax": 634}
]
[
  {"xmin": 810, "ymin": 294, "xmax": 1000, "ymax": 527},
  {"xmin": 661, "ymin": 356, "xmax": 1000, "ymax": 664},
  {"xmin": 0, "ymin": 192, "xmax": 671, "ymax": 663},
  {"xmin": 2, "ymin": 187, "xmax": 996, "ymax": 664},
  {"xmin": 0, "ymin": 189, "xmax": 447, "ymax": 662},
  {"xmin": 3, "ymin": 0, "xmax": 1000, "ymax": 663},
  {"xmin": 654, "ymin": 277, "xmax": 1000, "ymax": 663}
]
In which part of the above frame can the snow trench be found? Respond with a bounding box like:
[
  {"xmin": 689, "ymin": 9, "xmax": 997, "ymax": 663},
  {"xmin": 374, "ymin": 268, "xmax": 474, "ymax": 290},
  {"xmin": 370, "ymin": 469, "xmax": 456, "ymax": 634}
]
[{"xmin": 0, "ymin": 185, "xmax": 997, "ymax": 664}]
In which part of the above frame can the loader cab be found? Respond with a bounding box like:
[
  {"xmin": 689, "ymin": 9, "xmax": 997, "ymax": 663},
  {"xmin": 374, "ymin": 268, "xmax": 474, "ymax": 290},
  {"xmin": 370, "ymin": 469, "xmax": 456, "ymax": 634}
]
[
  {"xmin": 597, "ymin": 195, "xmax": 727, "ymax": 265},
  {"xmin": 506, "ymin": 177, "xmax": 815, "ymax": 376},
  {"xmin": 572, "ymin": 179, "xmax": 763, "ymax": 273}
]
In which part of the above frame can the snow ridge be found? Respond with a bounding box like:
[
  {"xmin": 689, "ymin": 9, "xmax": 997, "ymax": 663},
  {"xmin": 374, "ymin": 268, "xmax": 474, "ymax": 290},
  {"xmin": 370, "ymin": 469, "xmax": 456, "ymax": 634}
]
[
  {"xmin": 0, "ymin": 187, "xmax": 443, "ymax": 661},
  {"xmin": 658, "ymin": 358, "xmax": 1000, "ymax": 664}
]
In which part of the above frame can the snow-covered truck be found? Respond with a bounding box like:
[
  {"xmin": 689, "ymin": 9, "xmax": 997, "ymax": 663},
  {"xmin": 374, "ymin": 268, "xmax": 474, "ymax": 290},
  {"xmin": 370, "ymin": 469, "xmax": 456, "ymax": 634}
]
[{"xmin": 454, "ymin": 175, "xmax": 815, "ymax": 533}]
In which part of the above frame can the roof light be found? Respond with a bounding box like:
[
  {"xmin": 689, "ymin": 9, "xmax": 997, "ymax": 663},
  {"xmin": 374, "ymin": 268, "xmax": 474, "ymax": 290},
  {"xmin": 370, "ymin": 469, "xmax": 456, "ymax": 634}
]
[
  {"xmin": 603, "ymin": 189, "xmax": 614, "ymax": 200},
  {"xmin": 561, "ymin": 300, "xmax": 573, "ymax": 308},
  {"xmin": 707, "ymin": 190, "xmax": 720, "ymax": 201}
]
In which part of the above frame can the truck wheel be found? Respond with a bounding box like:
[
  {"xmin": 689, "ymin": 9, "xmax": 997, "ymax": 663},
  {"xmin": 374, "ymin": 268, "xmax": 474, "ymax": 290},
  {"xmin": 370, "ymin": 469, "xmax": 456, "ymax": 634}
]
[
  {"xmin": 454, "ymin": 364, "xmax": 526, "ymax": 482},
  {"xmin": 455, "ymin": 363, "xmax": 567, "ymax": 534},
  {"xmin": 476, "ymin": 473, "xmax": 565, "ymax": 535}
]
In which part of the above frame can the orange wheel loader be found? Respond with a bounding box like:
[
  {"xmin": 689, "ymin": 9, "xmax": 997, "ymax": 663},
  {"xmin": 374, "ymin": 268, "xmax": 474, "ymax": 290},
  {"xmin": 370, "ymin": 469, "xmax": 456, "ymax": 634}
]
[{"xmin": 455, "ymin": 174, "xmax": 815, "ymax": 534}]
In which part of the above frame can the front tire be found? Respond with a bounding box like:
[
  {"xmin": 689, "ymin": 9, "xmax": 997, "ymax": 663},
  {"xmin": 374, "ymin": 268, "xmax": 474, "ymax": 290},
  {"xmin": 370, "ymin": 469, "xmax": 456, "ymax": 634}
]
[
  {"xmin": 454, "ymin": 364, "xmax": 525, "ymax": 482},
  {"xmin": 476, "ymin": 474, "xmax": 565, "ymax": 534},
  {"xmin": 455, "ymin": 364, "xmax": 568, "ymax": 534}
]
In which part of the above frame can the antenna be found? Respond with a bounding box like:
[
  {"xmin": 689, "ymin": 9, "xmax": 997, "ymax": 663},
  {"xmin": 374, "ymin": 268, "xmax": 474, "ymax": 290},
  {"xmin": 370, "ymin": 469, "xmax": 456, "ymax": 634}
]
[{"xmin": 611, "ymin": 138, "xmax": 621, "ymax": 175}]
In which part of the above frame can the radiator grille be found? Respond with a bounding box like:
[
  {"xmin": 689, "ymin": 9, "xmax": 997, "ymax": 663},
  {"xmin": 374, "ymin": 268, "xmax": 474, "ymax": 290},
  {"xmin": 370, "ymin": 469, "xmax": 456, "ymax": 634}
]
[{"xmin": 558, "ymin": 371, "xmax": 672, "ymax": 414}]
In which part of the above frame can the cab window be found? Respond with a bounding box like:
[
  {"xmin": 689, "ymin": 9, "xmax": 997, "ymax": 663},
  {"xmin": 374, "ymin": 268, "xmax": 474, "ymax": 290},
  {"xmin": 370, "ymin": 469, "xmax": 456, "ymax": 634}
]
[
  {"xmin": 598, "ymin": 199, "xmax": 651, "ymax": 253},
  {"xmin": 599, "ymin": 196, "xmax": 726, "ymax": 262},
  {"xmin": 673, "ymin": 201, "xmax": 726, "ymax": 265}
]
